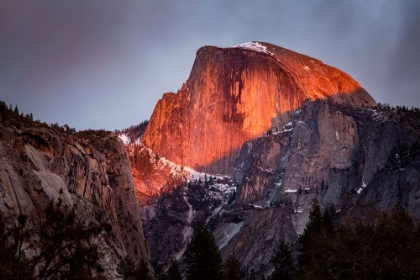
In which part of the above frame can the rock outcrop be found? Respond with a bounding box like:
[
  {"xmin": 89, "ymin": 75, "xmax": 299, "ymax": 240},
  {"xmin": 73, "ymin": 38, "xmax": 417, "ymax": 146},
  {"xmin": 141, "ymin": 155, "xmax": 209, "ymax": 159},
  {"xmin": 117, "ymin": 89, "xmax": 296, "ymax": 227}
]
[
  {"xmin": 0, "ymin": 122, "xmax": 151, "ymax": 276},
  {"xmin": 142, "ymin": 42, "xmax": 376, "ymax": 175},
  {"xmin": 141, "ymin": 100, "xmax": 420, "ymax": 277},
  {"xmin": 136, "ymin": 42, "xmax": 420, "ymax": 277},
  {"xmin": 223, "ymin": 100, "xmax": 420, "ymax": 274}
]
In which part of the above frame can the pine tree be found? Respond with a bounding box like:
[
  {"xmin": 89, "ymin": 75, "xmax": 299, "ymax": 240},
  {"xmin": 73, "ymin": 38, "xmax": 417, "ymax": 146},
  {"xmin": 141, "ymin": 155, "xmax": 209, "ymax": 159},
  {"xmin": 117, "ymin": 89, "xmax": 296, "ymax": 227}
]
[
  {"xmin": 297, "ymin": 257, "xmax": 323, "ymax": 280},
  {"xmin": 373, "ymin": 203, "xmax": 420, "ymax": 278},
  {"xmin": 138, "ymin": 259, "xmax": 152, "ymax": 280},
  {"xmin": 269, "ymin": 239, "xmax": 295, "ymax": 280},
  {"xmin": 185, "ymin": 221, "xmax": 223, "ymax": 280},
  {"xmin": 0, "ymin": 212, "xmax": 33, "ymax": 279},
  {"xmin": 117, "ymin": 256, "xmax": 138, "ymax": 280},
  {"xmin": 223, "ymin": 254, "xmax": 241, "ymax": 280},
  {"xmin": 154, "ymin": 264, "xmax": 168, "ymax": 280},
  {"xmin": 0, "ymin": 200, "xmax": 109, "ymax": 279},
  {"xmin": 298, "ymin": 199, "xmax": 333, "ymax": 271},
  {"xmin": 167, "ymin": 259, "xmax": 182, "ymax": 280}
]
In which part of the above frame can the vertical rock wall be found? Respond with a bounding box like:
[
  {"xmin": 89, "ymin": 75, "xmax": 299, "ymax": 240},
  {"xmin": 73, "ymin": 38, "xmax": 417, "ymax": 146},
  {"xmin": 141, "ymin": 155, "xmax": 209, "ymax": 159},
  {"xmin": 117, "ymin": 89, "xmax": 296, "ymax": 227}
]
[
  {"xmin": 0, "ymin": 125, "xmax": 151, "ymax": 276},
  {"xmin": 142, "ymin": 42, "xmax": 376, "ymax": 175}
]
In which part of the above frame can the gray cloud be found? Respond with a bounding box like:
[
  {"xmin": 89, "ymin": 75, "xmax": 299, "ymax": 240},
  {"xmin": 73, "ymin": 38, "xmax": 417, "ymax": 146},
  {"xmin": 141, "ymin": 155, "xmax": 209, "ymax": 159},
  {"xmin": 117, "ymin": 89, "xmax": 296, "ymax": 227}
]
[{"xmin": 0, "ymin": 1, "xmax": 419, "ymax": 130}]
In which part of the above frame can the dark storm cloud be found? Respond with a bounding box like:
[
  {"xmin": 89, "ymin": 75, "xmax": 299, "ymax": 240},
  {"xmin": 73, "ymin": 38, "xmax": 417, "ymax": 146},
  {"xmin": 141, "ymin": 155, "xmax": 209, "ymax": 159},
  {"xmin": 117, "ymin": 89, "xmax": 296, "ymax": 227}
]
[{"xmin": 0, "ymin": 1, "xmax": 419, "ymax": 130}]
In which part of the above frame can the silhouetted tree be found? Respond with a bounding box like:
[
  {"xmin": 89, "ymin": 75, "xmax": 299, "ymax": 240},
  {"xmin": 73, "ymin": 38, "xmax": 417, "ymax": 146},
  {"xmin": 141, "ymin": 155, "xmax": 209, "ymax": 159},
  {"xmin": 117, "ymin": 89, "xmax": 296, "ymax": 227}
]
[
  {"xmin": 154, "ymin": 263, "xmax": 168, "ymax": 280},
  {"xmin": 0, "ymin": 212, "xmax": 33, "ymax": 279},
  {"xmin": 138, "ymin": 259, "xmax": 152, "ymax": 280},
  {"xmin": 269, "ymin": 239, "xmax": 295, "ymax": 280},
  {"xmin": 295, "ymin": 202, "xmax": 420, "ymax": 279},
  {"xmin": 297, "ymin": 257, "xmax": 323, "ymax": 280},
  {"xmin": 0, "ymin": 199, "xmax": 110, "ymax": 279},
  {"xmin": 185, "ymin": 221, "xmax": 223, "ymax": 280},
  {"xmin": 117, "ymin": 256, "xmax": 138, "ymax": 280},
  {"xmin": 117, "ymin": 257, "xmax": 151, "ymax": 280},
  {"xmin": 298, "ymin": 199, "xmax": 333, "ymax": 272},
  {"xmin": 223, "ymin": 254, "xmax": 241, "ymax": 280},
  {"xmin": 167, "ymin": 259, "xmax": 182, "ymax": 280}
]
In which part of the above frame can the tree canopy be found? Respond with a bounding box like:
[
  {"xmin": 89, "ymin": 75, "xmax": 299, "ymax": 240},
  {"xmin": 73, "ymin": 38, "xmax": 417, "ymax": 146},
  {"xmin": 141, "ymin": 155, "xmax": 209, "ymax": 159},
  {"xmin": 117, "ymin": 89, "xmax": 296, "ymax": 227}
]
[
  {"xmin": 185, "ymin": 221, "xmax": 223, "ymax": 280},
  {"xmin": 0, "ymin": 199, "xmax": 111, "ymax": 280}
]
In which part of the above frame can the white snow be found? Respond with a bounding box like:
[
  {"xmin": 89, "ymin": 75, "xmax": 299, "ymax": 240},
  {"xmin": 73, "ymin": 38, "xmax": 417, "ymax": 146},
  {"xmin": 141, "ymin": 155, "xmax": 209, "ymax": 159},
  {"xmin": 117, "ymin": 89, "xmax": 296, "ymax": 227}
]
[
  {"xmin": 233, "ymin": 42, "xmax": 275, "ymax": 56},
  {"xmin": 118, "ymin": 134, "xmax": 130, "ymax": 145},
  {"xmin": 357, "ymin": 181, "xmax": 367, "ymax": 194},
  {"xmin": 184, "ymin": 167, "xmax": 226, "ymax": 182},
  {"xmin": 117, "ymin": 133, "xmax": 141, "ymax": 145},
  {"xmin": 158, "ymin": 156, "xmax": 184, "ymax": 177},
  {"xmin": 212, "ymin": 183, "xmax": 230, "ymax": 192},
  {"xmin": 284, "ymin": 188, "xmax": 298, "ymax": 193},
  {"xmin": 273, "ymin": 122, "xmax": 294, "ymax": 135}
]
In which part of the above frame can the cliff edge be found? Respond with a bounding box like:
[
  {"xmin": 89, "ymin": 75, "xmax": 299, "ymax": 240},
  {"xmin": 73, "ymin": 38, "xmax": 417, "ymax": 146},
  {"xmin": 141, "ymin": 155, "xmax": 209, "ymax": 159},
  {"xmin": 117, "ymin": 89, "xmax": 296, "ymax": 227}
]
[{"xmin": 142, "ymin": 42, "xmax": 376, "ymax": 175}]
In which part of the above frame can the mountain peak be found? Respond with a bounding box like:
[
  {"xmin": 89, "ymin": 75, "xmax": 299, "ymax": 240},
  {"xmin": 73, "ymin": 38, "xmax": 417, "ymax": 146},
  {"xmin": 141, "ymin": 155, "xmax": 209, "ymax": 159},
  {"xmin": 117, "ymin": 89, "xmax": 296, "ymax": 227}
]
[{"xmin": 142, "ymin": 42, "xmax": 376, "ymax": 175}]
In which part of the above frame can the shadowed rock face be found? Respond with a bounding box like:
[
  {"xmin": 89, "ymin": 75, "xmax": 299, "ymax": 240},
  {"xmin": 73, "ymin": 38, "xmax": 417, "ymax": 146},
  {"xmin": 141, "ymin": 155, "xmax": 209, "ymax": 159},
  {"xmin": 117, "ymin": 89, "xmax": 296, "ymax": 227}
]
[
  {"xmin": 142, "ymin": 42, "xmax": 376, "ymax": 175},
  {"xmin": 0, "ymin": 125, "xmax": 151, "ymax": 276},
  {"xmin": 140, "ymin": 100, "xmax": 420, "ymax": 277}
]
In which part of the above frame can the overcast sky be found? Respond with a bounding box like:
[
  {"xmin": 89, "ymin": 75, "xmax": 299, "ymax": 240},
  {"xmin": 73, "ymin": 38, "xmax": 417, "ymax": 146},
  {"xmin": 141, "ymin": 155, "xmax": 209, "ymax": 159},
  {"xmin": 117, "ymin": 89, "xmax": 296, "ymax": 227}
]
[{"xmin": 1, "ymin": 1, "xmax": 419, "ymax": 131}]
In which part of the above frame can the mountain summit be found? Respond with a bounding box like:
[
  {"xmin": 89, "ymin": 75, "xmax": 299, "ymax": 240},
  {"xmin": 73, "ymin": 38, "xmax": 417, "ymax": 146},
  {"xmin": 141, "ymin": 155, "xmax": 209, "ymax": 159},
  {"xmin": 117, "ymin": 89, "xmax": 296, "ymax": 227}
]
[{"xmin": 142, "ymin": 42, "xmax": 376, "ymax": 175}]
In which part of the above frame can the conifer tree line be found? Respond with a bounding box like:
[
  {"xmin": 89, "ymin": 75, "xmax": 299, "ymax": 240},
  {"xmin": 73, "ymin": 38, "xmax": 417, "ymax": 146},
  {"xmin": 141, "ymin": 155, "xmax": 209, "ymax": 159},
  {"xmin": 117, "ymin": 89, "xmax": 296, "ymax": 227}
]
[
  {"xmin": 140, "ymin": 201, "xmax": 420, "ymax": 280},
  {"xmin": 3, "ymin": 198, "xmax": 419, "ymax": 279},
  {"xmin": 0, "ymin": 199, "xmax": 112, "ymax": 279}
]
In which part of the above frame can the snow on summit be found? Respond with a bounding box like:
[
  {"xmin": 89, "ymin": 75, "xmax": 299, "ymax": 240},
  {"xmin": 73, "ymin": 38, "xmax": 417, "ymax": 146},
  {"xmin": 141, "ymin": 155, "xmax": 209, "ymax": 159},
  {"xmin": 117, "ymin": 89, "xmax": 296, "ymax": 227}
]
[{"xmin": 233, "ymin": 41, "xmax": 274, "ymax": 56}]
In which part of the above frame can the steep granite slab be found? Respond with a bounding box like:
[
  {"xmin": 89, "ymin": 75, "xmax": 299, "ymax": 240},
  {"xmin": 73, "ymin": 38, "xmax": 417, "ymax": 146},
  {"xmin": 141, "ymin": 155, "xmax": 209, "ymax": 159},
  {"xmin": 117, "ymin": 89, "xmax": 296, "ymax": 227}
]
[
  {"xmin": 0, "ymin": 124, "xmax": 151, "ymax": 276},
  {"xmin": 142, "ymin": 42, "xmax": 376, "ymax": 175}
]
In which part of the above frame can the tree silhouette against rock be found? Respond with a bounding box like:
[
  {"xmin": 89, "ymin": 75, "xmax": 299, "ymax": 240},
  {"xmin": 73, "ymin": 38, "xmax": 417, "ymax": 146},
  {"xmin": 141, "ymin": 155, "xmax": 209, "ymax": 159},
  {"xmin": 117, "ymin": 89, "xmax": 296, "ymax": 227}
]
[
  {"xmin": 184, "ymin": 221, "xmax": 223, "ymax": 280},
  {"xmin": 167, "ymin": 259, "xmax": 182, "ymax": 280},
  {"xmin": 0, "ymin": 199, "xmax": 111, "ymax": 279},
  {"xmin": 269, "ymin": 238, "xmax": 295, "ymax": 280},
  {"xmin": 223, "ymin": 254, "xmax": 242, "ymax": 280}
]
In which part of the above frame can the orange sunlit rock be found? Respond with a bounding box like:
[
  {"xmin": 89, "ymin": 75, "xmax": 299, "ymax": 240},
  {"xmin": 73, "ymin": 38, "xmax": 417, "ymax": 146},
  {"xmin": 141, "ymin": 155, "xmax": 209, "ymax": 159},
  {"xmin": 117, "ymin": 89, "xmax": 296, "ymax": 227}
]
[{"xmin": 141, "ymin": 42, "xmax": 376, "ymax": 175}]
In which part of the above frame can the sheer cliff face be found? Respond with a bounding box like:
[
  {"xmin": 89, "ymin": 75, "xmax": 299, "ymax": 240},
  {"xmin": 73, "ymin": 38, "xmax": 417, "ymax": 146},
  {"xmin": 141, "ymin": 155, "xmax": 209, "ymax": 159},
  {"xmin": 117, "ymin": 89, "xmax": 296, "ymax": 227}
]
[
  {"xmin": 0, "ymin": 125, "xmax": 150, "ymax": 275},
  {"xmin": 141, "ymin": 100, "xmax": 420, "ymax": 275},
  {"xmin": 142, "ymin": 42, "xmax": 376, "ymax": 175},
  {"xmin": 137, "ymin": 42, "xmax": 420, "ymax": 276}
]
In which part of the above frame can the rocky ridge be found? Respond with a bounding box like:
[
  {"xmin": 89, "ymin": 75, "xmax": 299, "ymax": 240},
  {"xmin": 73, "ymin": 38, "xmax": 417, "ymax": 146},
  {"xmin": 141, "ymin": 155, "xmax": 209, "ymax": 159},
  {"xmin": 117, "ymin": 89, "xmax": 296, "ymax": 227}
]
[
  {"xmin": 142, "ymin": 41, "xmax": 376, "ymax": 176},
  {"xmin": 133, "ymin": 42, "xmax": 420, "ymax": 277},
  {"xmin": 139, "ymin": 101, "xmax": 420, "ymax": 276},
  {"xmin": 0, "ymin": 118, "xmax": 151, "ymax": 277}
]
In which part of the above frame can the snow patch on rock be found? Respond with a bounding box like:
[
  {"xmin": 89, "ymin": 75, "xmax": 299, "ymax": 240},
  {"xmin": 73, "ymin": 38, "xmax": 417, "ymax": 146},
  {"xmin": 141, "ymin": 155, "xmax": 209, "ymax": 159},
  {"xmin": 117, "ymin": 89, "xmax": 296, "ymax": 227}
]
[{"xmin": 233, "ymin": 42, "xmax": 275, "ymax": 56}]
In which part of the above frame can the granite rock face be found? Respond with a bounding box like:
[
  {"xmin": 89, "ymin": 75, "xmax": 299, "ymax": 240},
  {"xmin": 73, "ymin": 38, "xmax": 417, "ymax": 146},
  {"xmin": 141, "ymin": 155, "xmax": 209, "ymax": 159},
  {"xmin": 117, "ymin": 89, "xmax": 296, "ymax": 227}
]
[
  {"xmin": 224, "ymin": 100, "xmax": 419, "ymax": 273},
  {"xmin": 136, "ymin": 43, "xmax": 420, "ymax": 277},
  {"xmin": 142, "ymin": 42, "xmax": 376, "ymax": 175},
  {"xmin": 141, "ymin": 100, "xmax": 420, "ymax": 277},
  {"xmin": 0, "ymin": 124, "xmax": 151, "ymax": 276}
]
